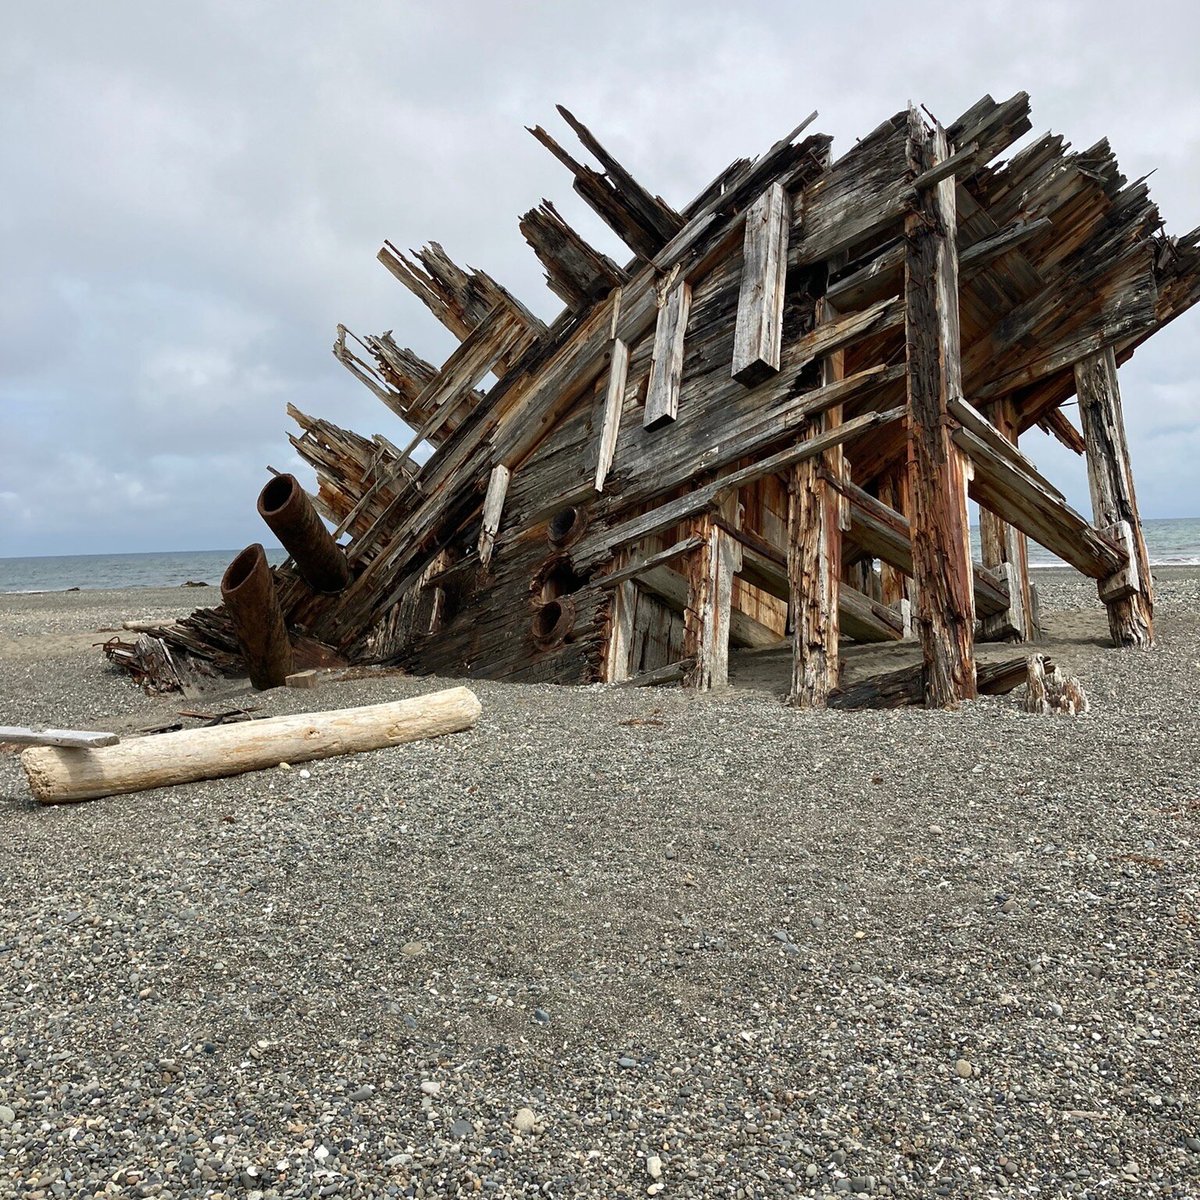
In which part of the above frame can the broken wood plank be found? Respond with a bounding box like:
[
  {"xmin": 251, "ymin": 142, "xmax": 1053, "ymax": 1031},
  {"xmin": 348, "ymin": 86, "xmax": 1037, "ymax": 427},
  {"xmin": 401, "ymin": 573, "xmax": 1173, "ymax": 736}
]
[
  {"xmin": 643, "ymin": 279, "xmax": 691, "ymax": 429},
  {"xmin": 594, "ymin": 338, "xmax": 628, "ymax": 491},
  {"xmin": 731, "ymin": 182, "xmax": 790, "ymax": 385},
  {"xmin": 519, "ymin": 200, "xmax": 626, "ymax": 311},
  {"xmin": 828, "ymin": 654, "xmax": 1032, "ymax": 710},
  {"xmin": 477, "ymin": 464, "xmax": 511, "ymax": 568},
  {"xmin": 1075, "ymin": 346, "xmax": 1154, "ymax": 647},
  {"xmin": 1038, "ymin": 406, "xmax": 1087, "ymax": 455},
  {"xmin": 616, "ymin": 658, "xmax": 694, "ymax": 688},
  {"xmin": 285, "ymin": 670, "xmax": 319, "ymax": 689},
  {"xmin": 597, "ymin": 535, "xmax": 706, "ymax": 587},
  {"xmin": 0, "ymin": 727, "xmax": 120, "ymax": 749},
  {"xmin": 22, "ymin": 688, "xmax": 482, "ymax": 805}
]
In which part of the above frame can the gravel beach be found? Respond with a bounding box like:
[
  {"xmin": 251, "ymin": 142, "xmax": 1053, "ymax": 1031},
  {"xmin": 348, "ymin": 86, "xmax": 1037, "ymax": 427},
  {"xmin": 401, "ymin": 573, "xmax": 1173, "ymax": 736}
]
[{"xmin": 2, "ymin": 570, "xmax": 1198, "ymax": 1198}]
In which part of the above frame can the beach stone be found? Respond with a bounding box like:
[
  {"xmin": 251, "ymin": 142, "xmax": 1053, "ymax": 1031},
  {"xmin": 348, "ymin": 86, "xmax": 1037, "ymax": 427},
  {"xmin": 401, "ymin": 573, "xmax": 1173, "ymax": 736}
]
[
  {"xmin": 348, "ymin": 1086, "xmax": 373, "ymax": 1102},
  {"xmin": 618, "ymin": 1056, "xmax": 637, "ymax": 1069},
  {"xmin": 955, "ymin": 1058, "xmax": 974, "ymax": 1078},
  {"xmin": 0, "ymin": 1104, "xmax": 13, "ymax": 1125},
  {"xmin": 420, "ymin": 1081, "xmax": 441, "ymax": 1096},
  {"xmin": 1185, "ymin": 1136, "xmax": 1200, "ymax": 1153},
  {"xmin": 513, "ymin": 1107, "xmax": 536, "ymax": 1134},
  {"xmin": 646, "ymin": 1155, "xmax": 663, "ymax": 1179},
  {"xmin": 450, "ymin": 1118, "xmax": 474, "ymax": 1139}
]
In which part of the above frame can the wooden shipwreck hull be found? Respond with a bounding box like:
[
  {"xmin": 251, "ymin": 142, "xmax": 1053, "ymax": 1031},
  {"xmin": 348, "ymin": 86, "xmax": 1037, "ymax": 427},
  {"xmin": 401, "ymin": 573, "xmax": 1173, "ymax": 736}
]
[{"xmin": 162, "ymin": 92, "xmax": 1200, "ymax": 706}]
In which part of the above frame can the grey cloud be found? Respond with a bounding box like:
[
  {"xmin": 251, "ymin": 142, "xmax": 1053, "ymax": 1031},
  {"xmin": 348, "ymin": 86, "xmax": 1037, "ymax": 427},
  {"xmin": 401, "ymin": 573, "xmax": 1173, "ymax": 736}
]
[{"xmin": 2, "ymin": 0, "xmax": 1197, "ymax": 558}]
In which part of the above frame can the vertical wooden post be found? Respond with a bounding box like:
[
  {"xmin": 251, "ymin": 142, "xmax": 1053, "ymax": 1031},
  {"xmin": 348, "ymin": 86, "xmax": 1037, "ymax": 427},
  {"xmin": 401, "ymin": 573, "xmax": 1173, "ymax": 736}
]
[
  {"xmin": 1074, "ymin": 346, "xmax": 1154, "ymax": 647},
  {"xmin": 903, "ymin": 113, "xmax": 976, "ymax": 707},
  {"xmin": 788, "ymin": 300, "xmax": 844, "ymax": 707},
  {"xmin": 684, "ymin": 512, "xmax": 740, "ymax": 690},
  {"xmin": 978, "ymin": 398, "xmax": 1035, "ymax": 641},
  {"xmin": 605, "ymin": 578, "xmax": 637, "ymax": 682},
  {"xmin": 877, "ymin": 465, "xmax": 910, "ymax": 610}
]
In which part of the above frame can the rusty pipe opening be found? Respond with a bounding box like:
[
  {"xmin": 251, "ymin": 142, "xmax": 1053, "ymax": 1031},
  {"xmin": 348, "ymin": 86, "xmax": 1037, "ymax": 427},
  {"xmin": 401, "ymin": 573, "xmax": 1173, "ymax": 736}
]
[
  {"xmin": 547, "ymin": 505, "xmax": 587, "ymax": 549},
  {"xmin": 222, "ymin": 544, "xmax": 263, "ymax": 595},
  {"xmin": 256, "ymin": 473, "xmax": 350, "ymax": 594},
  {"xmin": 220, "ymin": 543, "xmax": 293, "ymax": 690},
  {"xmin": 531, "ymin": 596, "xmax": 576, "ymax": 646}
]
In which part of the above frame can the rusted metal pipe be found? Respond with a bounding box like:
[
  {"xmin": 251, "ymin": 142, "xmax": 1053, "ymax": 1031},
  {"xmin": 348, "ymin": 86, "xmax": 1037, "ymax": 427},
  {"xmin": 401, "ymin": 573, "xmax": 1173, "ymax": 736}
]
[
  {"xmin": 221, "ymin": 543, "xmax": 293, "ymax": 690},
  {"xmin": 257, "ymin": 473, "xmax": 350, "ymax": 594}
]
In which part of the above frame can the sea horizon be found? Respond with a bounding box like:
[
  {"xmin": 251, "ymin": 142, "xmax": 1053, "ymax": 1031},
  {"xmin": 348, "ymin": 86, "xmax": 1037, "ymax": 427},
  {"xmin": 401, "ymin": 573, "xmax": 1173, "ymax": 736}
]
[{"xmin": 2, "ymin": 519, "xmax": 1199, "ymax": 593}]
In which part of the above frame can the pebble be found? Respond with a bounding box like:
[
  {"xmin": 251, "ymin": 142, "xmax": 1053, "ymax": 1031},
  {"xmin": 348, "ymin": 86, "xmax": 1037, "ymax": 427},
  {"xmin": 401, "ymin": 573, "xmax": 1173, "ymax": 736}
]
[
  {"xmin": 955, "ymin": 1058, "xmax": 974, "ymax": 1078},
  {"xmin": 348, "ymin": 1085, "xmax": 374, "ymax": 1102},
  {"xmin": 513, "ymin": 1107, "xmax": 536, "ymax": 1134},
  {"xmin": 646, "ymin": 1155, "xmax": 663, "ymax": 1179},
  {"xmin": 0, "ymin": 1105, "xmax": 13, "ymax": 1125},
  {"xmin": 420, "ymin": 1081, "xmax": 441, "ymax": 1096},
  {"xmin": 450, "ymin": 1117, "xmax": 474, "ymax": 1139},
  {"xmin": 618, "ymin": 1056, "xmax": 638, "ymax": 1069}
]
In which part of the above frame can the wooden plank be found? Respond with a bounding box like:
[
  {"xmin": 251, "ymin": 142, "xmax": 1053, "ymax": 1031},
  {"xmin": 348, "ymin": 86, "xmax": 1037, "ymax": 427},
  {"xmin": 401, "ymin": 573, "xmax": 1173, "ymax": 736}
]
[
  {"xmin": 954, "ymin": 426, "xmax": 1125, "ymax": 578},
  {"xmin": 519, "ymin": 200, "xmax": 626, "ymax": 311},
  {"xmin": 1075, "ymin": 346, "xmax": 1154, "ymax": 646},
  {"xmin": 977, "ymin": 397, "xmax": 1036, "ymax": 642},
  {"xmin": 835, "ymin": 477, "xmax": 1009, "ymax": 617},
  {"xmin": 597, "ymin": 535, "xmax": 706, "ymax": 587},
  {"xmin": 574, "ymin": 407, "xmax": 904, "ymax": 568},
  {"xmin": 605, "ymin": 579, "xmax": 637, "ymax": 683},
  {"xmin": 828, "ymin": 653, "xmax": 1032, "ymax": 710},
  {"xmin": 904, "ymin": 116, "xmax": 977, "ymax": 707},
  {"xmin": 615, "ymin": 658, "xmax": 694, "ymax": 688},
  {"xmin": 594, "ymin": 338, "xmax": 629, "ymax": 491},
  {"xmin": 0, "ymin": 727, "xmax": 120, "ymax": 749},
  {"xmin": 477, "ymin": 464, "xmax": 511, "ymax": 568},
  {"xmin": 732, "ymin": 183, "xmax": 790, "ymax": 385},
  {"xmin": 643, "ymin": 279, "xmax": 691, "ymax": 429},
  {"xmin": 635, "ymin": 562, "xmax": 779, "ymax": 651},
  {"xmin": 1038, "ymin": 406, "xmax": 1087, "ymax": 455}
]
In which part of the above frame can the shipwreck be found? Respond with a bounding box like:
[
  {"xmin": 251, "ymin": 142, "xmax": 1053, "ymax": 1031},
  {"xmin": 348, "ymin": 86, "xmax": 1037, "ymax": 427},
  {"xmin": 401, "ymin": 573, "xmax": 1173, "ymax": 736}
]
[{"xmin": 137, "ymin": 92, "xmax": 1200, "ymax": 708}]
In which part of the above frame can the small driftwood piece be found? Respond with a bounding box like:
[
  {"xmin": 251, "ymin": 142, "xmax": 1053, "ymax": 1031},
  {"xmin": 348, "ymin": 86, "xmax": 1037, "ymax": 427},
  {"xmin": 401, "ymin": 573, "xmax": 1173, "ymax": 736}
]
[
  {"xmin": 616, "ymin": 658, "xmax": 695, "ymax": 688},
  {"xmin": 21, "ymin": 686, "xmax": 482, "ymax": 805},
  {"xmin": 1024, "ymin": 654, "xmax": 1088, "ymax": 715},
  {"xmin": 0, "ymin": 727, "xmax": 119, "ymax": 749}
]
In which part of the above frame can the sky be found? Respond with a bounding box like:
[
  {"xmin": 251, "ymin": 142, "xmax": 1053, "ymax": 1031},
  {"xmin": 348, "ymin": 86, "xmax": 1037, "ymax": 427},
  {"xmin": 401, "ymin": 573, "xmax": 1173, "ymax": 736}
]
[{"xmin": 2, "ymin": 0, "xmax": 1198, "ymax": 558}]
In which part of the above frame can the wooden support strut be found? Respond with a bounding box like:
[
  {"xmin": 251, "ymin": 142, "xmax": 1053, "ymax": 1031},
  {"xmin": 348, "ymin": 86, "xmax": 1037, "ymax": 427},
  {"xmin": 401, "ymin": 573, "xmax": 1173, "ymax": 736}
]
[
  {"xmin": 903, "ymin": 115, "xmax": 977, "ymax": 707},
  {"xmin": 732, "ymin": 182, "xmax": 790, "ymax": 385},
  {"xmin": 644, "ymin": 278, "xmax": 691, "ymax": 429},
  {"xmin": 1074, "ymin": 346, "xmax": 1154, "ymax": 647},
  {"xmin": 788, "ymin": 298, "xmax": 844, "ymax": 707},
  {"xmin": 977, "ymin": 397, "xmax": 1036, "ymax": 642}
]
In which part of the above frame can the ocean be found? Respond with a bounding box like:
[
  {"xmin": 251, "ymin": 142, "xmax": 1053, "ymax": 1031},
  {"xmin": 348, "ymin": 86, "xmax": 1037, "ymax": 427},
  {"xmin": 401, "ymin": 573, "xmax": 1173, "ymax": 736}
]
[{"xmin": 1, "ymin": 521, "xmax": 1198, "ymax": 593}]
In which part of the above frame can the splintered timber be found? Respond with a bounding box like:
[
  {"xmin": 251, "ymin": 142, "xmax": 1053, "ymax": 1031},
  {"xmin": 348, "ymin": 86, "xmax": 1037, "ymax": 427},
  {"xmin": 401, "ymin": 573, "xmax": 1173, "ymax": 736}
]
[{"xmin": 132, "ymin": 93, "xmax": 1198, "ymax": 708}]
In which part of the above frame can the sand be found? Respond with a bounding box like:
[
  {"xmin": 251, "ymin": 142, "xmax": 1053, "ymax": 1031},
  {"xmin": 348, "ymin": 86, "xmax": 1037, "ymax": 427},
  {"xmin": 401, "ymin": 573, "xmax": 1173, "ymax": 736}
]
[{"xmin": 1, "ymin": 570, "xmax": 1198, "ymax": 1197}]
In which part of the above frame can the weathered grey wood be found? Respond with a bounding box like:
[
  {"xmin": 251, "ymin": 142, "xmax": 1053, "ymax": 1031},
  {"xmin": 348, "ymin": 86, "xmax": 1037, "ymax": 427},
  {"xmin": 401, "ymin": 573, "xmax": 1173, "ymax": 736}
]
[
  {"xmin": 605, "ymin": 578, "xmax": 637, "ymax": 683},
  {"xmin": 477, "ymin": 464, "xmax": 511, "ymax": 567},
  {"xmin": 575, "ymin": 407, "xmax": 904, "ymax": 568},
  {"xmin": 594, "ymin": 338, "xmax": 628, "ymax": 491},
  {"xmin": 633, "ymin": 562, "xmax": 779, "ymax": 651},
  {"xmin": 616, "ymin": 658, "xmax": 694, "ymax": 688},
  {"xmin": 828, "ymin": 653, "xmax": 1032, "ymax": 710},
  {"xmin": 1025, "ymin": 653, "xmax": 1088, "ymax": 715},
  {"xmin": 977, "ymin": 397, "xmax": 1036, "ymax": 642},
  {"xmin": 1038, "ymin": 406, "xmax": 1087, "ymax": 455},
  {"xmin": 685, "ymin": 521, "xmax": 740, "ymax": 690},
  {"xmin": 0, "ymin": 727, "xmax": 120, "ymax": 749},
  {"xmin": 643, "ymin": 279, "xmax": 691, "ymax": 429},
  {"xmin": 954, "ymin": 427, "xmax": 1125, "ymax": 578},
  {"xmin": 21, "ymin": 688, "xmax": 482, "ymax": 805},
  {"xmin": 1074, "ymin": 346, "xmax": 1154, "ymax": 647},
  {"xmin": 519, "ymin": 200, "xmax": 626, "ymax": 310},
  {"xmin": 597, "ymin": 535, "xmax": 706, "ymax": 587},
  {"xmin": 732, "ymin": 183, "xmax": 790, "ymax": 385},
  {"xmin": 904, "ymin": 116, "xmax": 976, "ymax": 707}
]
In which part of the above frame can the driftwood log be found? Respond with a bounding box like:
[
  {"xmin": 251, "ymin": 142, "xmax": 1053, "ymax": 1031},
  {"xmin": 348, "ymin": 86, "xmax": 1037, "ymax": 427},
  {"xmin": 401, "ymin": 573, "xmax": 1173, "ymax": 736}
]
[{"xmin": 21, "ymin": 686, "xmax": 481, "ymax": 805}]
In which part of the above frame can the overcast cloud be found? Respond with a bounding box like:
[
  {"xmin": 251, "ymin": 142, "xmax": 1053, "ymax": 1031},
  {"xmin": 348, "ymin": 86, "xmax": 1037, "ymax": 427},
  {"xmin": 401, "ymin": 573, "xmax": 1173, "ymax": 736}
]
[{"xmin": 2, "ymin": 0, "xmax": 1198, "ymax": 557}]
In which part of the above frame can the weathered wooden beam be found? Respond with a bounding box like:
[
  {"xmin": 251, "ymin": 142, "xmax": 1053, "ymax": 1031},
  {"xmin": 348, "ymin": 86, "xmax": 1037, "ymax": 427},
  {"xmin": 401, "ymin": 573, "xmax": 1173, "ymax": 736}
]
[
  {"xmin": 1074, "ymin": 346, "xmax": 1154, "ymax": 647},
  {"xmin": 789, "ymin": 300, "xmax": 844, "ymax": 707},
  {"xmin": 574, "ymin": 407, "xmax": 905, "ymax": 569},
  {"xmin": 954, "ymin": 425, "xmax": 1125, "ymax": 578},
  {"xmin": 834, "ymin": 477, "xmax": 1009, "ymax": 618},
  {"xmin": 1038, "ymin": 406, "xmax": 1087, "ymax": 455},
  {"xmin": 597, "ymin": 535, "xmax": 706, "ymax": 588},
  {"xmin": 732, "ymin": 183, "xmax": 790, "ymax": 385},
  {"xmin": 635, "ymin": 562, "xmax": 779, "ymax": 652},
  {"xmin": 977, "ymin": 398, "xmax": 1036, "ymax": 642},
  {"xmin": 519, "ymin": 200, "xmax": 626, "ymax": 311},
  {"xmin": 377, "ymin": 241, "xmax": 545, "ymax": 353},
  {"xmin": 477, "ymin": 464, "xmax": 511, "ymax": 568},
  {"xmin": 594, "ymin": 337, "xmax": 628, "ymax": 491},
  {"xmin": 904, "ymin": 115, "xmax": 977, "ymax": 707},
  {"xmin": 828, "ymin": 653, "xmax": 1034, "ymax": 711},
  {"xmin": 604, "ymin": 578, "xmax": 637, "ymax": 683},
  {"xmin": 643, "ymin": 279, "xmax": 691, "ymax": 429},
  {"xmin": 615, "ymin": 658, "xmax": 694, "ymax": 688}
]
